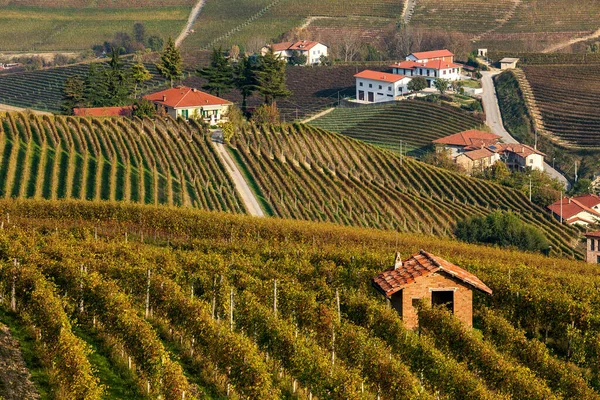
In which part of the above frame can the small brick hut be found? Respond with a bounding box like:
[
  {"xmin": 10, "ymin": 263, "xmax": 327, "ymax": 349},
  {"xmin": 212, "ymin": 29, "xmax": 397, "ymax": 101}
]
[
  {"xmin": 372, "ymin": 250, "xmax": 492, "ymax": 329},
  {"xmin": 584, "ymin": 231, "xmax": 600, "ymax": 264}
]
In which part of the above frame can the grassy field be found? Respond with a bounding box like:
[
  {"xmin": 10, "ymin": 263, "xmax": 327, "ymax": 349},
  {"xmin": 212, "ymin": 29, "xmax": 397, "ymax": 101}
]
[
  {"xmin": 0, "ymin": 6, "xmax": 191, "ymax": 51},
  {"xmin": 0, "ymin": 199, "xmax": 597, "ymax": 398}
]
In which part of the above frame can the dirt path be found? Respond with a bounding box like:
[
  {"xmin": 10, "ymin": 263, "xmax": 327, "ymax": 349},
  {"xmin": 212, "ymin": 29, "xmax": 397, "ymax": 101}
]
[
  {"xmin": 0, "ymin": 323, "xmax": 40, "ymax": 400},
  {"xmin": 175, "ymin": 0, "xmax": 207, "ymax": 48},
  {"xmin": 402, "ymin": 0, "xmax": 417, "ymax": 24},
  {"xmin": 302, "ymin": 107, "xmax": 334, "ymax": 123},
  {"xmin": 299, "ymin": 16, "xmax": 332, "ymax": 30},
  {"xmin": 472, "ymin": 0, "xmax": 521, "ymax": 42},
  {"xmin": 211, "ymin": 130, "xmax": 265, "ymax": 217},
  {"xmin": 0, "ymin": 103, "xmax": 52, "ymax": 116},
  {"xmin": 542, "ymin": 28, "xmax": 600, "ymax": 53}
]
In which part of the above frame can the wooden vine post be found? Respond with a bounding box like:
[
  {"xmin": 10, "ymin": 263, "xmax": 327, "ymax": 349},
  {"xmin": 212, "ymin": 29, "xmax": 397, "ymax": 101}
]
[
  {"xmin": 273, "ymin": 279, "xmax": 278, "ymax": 317},
  {"xmin": 11, "ymin": 258, "xmax": 18, "ymax": 312},
  {"xmin": 145, "ymin": 269, "xmax": 151, "ymax": 318},
  {"xmin": 230, "ymin": 288, "xmax": 234, "ymax": 332}
]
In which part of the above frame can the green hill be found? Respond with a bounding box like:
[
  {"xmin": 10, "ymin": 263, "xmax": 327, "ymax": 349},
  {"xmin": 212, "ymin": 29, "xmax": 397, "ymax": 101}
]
[
  {"xmin": 0, "ymin": 199, "xmax": 598, "ymax": 399},
  {"xmin": 308, "ymin": 101, "xmax": 483, "ymax": 156}
]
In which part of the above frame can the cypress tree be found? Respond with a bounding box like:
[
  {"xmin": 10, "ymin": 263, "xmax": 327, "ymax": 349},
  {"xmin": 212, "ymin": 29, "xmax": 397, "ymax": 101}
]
[
  {"xmin": 255, "ymin": 48, "xmax": 291, "ymax": 105},
  {"xmin": 157, "ymin": 37, "xmax": 183, "ymax": 88},
  {"xmin": 233, "ymin": 55, "xmax": 257, "ymax": 113},
  {"xmin": 198, "ymin": 47, "xmax": 234, "ymax": 97}
]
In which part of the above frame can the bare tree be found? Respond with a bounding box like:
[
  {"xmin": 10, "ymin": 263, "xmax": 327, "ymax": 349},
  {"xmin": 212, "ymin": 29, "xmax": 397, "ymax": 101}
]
[
  {"xmin": 340, "ymin": 30, "xmax": 361, "ymax": 62},
  {"xmin": 246, "ymin": 36, "xmax": 266, "ymax": 55}
]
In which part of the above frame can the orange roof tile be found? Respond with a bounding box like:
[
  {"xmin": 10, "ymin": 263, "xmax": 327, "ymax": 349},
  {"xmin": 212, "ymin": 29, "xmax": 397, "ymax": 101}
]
[
  {"xmin": 547, "ymin": 197, "xmax": 600, "ymax": 220},
  {"xmin": 585, "ymin": 230, "xmax": 600, "ymax": 238},
  {"xmin": 409, "ymin": 49, "xmax": 454, "ymax": 60},
  {"xmin": 354, "ymin": 70, "xmax": 407, "ymax": 83},
  {"xmin": 423, "ymin": 59, "xmax": 461, "ymax": 69},
  {"xmin": 270, "ymin": 40, "xmax": 323, "ymax": 52},
  {"xmin": 144, "ymin": 86, "xmax": 232, "ymax": 109},
  {"xmin": 271, "ymin": 41, "xmax": 293, "ymax": 52},
  {"xmin": 573, "ymin": 194, "xmax": 600, "ymax": 209},
  {"xmin": 461, "ymin": 148, "xmax": 496, "ymax": 161},
  {"xmin": 494, "ymin": 143, "xmax": 545, "ymax": 157},
  {"xmin": 432, "ymin": 130, "xmax": 501, "ymax": 146},
  {"xmin": 73, "ymin": 106, "xmax": 132, "ymax": 117},
  {"xmin": 372, "ymin": 250, "xmax": 492, "ymax": 297},
  {"xmin": 390, "ymin": 60, "xmax": 422, "ymax": 69}
]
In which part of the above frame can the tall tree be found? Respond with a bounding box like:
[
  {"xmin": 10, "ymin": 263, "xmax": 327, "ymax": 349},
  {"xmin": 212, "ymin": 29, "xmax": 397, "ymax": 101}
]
[
  {"xmin": 131, "ymin": 61, "xmax": 152, "ymax": 98},
  {"xmin": 103, "ymin": 48, "xmax": 132, "ymax": 106},
  {"xmin": 156, "ymin": 37, "xmax": 183, "ymax": 88},
  {"xmin": 62, "ymin": 75, "xmax": 86, "ymax": 113},
  {"xmin": 433, "ymin": 78, "xmax": 449, "ymax": 95},
  {"xmin": 134, "ymin": 22, "xmax": 146, "ymax": 44},
  {"xmin": 255, "ymin": 49, "xmax": 291, "ymax": 105},
  {"xmin": 198, "ymin": 47, "xmax": 234, "ymax": 97},
  {"xmin": 233, "ymin": 55, "xmax": 257, "ymax": 113}
]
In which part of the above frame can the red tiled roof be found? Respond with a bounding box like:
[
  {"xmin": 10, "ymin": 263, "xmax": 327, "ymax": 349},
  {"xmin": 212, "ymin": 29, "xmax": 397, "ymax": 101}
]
[
  {"xmin": 573, "ymin": 194, "xmax": 600, "ymax": 209},
  {"xmin": 354, "ymin": 70, "xmax": 407, "ymax": 83},
  {"xmin": 547, "ymin": 197, "xmax": 600, "ymax": 220},
  {"xmin": 494, "ymin": 143, "xmax": 545, "ymax": 157},
  {"xmin": 461, "ymin": 148, "xmax": 495, "ymax": 161},
  {"xmin": 432, "ymin": 130, "xmax": 501, "ymax": 146},
  {"xmin": 389, "ymin": 60, "xmax": 422, "ymax": 69},
  {"xmin": 423, "ymin": 59, "xmax": 461, "ymax": 70},
  {"xmin": 585, "ymin": 230, "xmax": 600, "ymax": 238},
  {"xmin": 409, "ymin": 49, "xmax": 454, "ymax": 60},
  {"xmin": 270, "ymin": 40, "xmax": 322, "ymax": 52},
  {"xmin": 372, "ymin": 250, "xmax": 492, "ymax": 297},
  {"xmin": 144, "ymin": 86, "xmax": 232, "ymax": 108},
  {"xmin": 73, "ymin": 106, "xmax": 132, "ymax": 117}
]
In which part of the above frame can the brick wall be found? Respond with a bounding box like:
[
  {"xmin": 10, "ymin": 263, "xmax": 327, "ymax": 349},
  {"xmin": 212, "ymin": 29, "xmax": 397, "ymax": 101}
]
[
  {"xmin": 586, "ymin": 238, "xmax": 600, "ymax": 264},
  {"xmin": 393, "ymin": 272, "xmax": 473, "ymax": 330}
]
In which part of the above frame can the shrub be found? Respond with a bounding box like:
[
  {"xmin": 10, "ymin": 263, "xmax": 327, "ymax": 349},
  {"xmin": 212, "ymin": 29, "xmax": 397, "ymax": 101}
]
[{"xmin": 456, "ymin": 211, "xmax": 549, "ymax": 252}]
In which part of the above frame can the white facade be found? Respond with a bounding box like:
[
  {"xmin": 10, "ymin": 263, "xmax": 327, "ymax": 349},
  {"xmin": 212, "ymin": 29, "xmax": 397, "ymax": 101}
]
[
  {"xmin": 167, "ymin": 104, "xmax": 230, "ymax": 124},
  {"xmin": 305, "ymin": 43, "xmax": 328, "ymax": 64},
  {"xmin": 392, "ymin": 65, "xmax": 462, "ymax": 87},
  {"xmin": 266, "ymin": 41, "xmax": 328, "ymax": 65},
  {"xmin": 355, "ymin": 75, "xmax": 412, "ymax": 103}
]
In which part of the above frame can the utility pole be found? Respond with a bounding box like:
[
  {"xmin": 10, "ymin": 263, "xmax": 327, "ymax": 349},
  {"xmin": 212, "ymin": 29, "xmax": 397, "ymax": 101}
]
[
  {"xmin": 574, "ymin": 161, "xmax": 578, "ymax": 182},
  {"xmin": 529, "ymin": 176, "xmax": 532, "ymax": 202},
  {"xmin": 560, "ymin": 190, "xmax": 563, "ymax": 224}
]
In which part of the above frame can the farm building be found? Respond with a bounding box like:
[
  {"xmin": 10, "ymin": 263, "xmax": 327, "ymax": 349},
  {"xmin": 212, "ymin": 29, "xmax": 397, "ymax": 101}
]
[
  {"xmin": 493, "ymin": 143, "xmax": 545, "ymax": 171},
  {"xmin": 354, "ymin": 70, "xmax": 412, "ymax": 103},
  {"xmin": 500, "ymin": 58, "xmax": 519, "ymax": 70},
  {"xmin": 584, "ymin": 231, "xmax": 600, "ymax": 264},
  {"xmin": 406, "ymin": 49, "xmax": 455, "ymax": 63},
  {"xmin": 455, "ymin": 148, "xmax": 500, "ymax": 174},
  {"xmin": 372, "ymin": 250, "xmax": 492, "ymax": 329},
  {"xmin": 144, "ymin": 86, "xmax": 232, "ymax": 124},
  {"xmin": 390, "ymin": 49, "xmax": 462, "ymax": 88},
  {"xmin": 262, "ymin": 40, "xmax": 328, "ymax": 65},
  {"xmin": 548, "ymin": 195, "xmax": 600, "ymax": 226},
  {"xmin": 432, "ymin": 130, "xmax": 501, "ymax": 157}
]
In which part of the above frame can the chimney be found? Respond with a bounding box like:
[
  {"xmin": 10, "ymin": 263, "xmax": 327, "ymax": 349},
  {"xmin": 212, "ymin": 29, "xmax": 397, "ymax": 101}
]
[
  {"xmin": 394, "ymin": 252, "xmax": 403, "ymax": 270},
  {"xmin": 192, "ymin": 88, "xmax": 198, "ymax": 92},
  {"xmin": 162, "ymin": 95, "xmax": 167, "ymax": 102},
  {"xmin": 568, "ymin": 198, "xmax": 571, "ymax": 204}
]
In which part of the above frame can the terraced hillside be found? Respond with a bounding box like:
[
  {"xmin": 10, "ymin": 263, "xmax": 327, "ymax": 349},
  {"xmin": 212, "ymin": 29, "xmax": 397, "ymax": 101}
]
[
  {"xmin": 0, "ymin": 200, "xmax": 599, "ymax": 399},
  {"xmin": 309, "ymin": 101, "xmax": 483, "ymax": 155},
  {"xmin": 0, "ymin": 113, "xmax": 245, "ymax": 212},
  {"xmin": 229, "ymin": 123, "xmax": 579, "ymax": 257},
  {"xmin": 183, "ymin": 0, "xmax": 402, "ymax": 50},
  {"xmin": 0, "ymin": 62, "xmax": 170, "ymax": 112},
  {"xmin": 0, "ymin": 5, "xmax": 192, "ymax": 51},
  {"xmin": 522, "ymin": 64, "xmax": 600, "ymax": 149}
]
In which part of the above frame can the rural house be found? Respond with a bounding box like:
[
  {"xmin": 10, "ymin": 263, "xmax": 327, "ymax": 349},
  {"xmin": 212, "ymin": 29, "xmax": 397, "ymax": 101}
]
[
  {"xmin": 390, "ymin": 49, "xmax": 462, "ymax": 87},
  {"xmin": 432, "ymin": 130, "xmax": 501, "ymax": 157},
  {"xmin": 584, "ymin": 231, "xmax": 600, "ymax": 264},
  {"xmin": 493, "ymin": 143, "xmax": 545, "ymax": 171},
  {"xmin": 548, "ymin": 195, "xmax": 600, "ymax": 226},
  {"xmin": 500, "ymin": 57, "xmax": 519, "ymax": 70},
  {"xmin": 144, "ymin": 86, "xmax": 232, "ymax": 124},
  {"xmin": 262, "ymin": 40, "xmax": 328, "ymax": 65},
  {"xmin": 455, "ymin": 148, "xmax": 500, "ymax": 173},
  {"xmin": 354, "ymin": 70, "xmax": 412, "ymax": 103},
  {"xmin": 372, "ymin": 250, "xmax": 492, "ymax": 329}
]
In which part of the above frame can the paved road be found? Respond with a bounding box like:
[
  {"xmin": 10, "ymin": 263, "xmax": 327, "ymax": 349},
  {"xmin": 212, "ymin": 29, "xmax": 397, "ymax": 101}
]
[
  {"xmin": 175, "ymin": 0, "xmax": 206, "ymax": 47},
  {"xmin": 481, "ymin": 71, "xmax": 569, "ymax": 189},
  {"xmin": 211, "ymin": 130, "xmax": 265, "ymax": 217}
]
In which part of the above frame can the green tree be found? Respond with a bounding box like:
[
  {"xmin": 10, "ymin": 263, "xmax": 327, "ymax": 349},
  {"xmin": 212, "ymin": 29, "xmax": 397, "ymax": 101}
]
[
  {"xmin": 255, "ymin": 48, "xmax": 291, "ymax": 105},
  {"xmin": 288, "ymin": 50, "xmax": 307, "ymax": 66},
  {"xmin": 103, "ymin": 48, "xmax": 132, "ymax": 106},
  {"xmin": 131, "ymin": 61, "xmax": 152, "ymax": 98},
  {"xmin": 133, "ymin": 22, "xmax": 146, "ymax": 44},
  {"xmin": 157, "ymin": 37, "xmax": 183, "ymax": 88},
  {"xmin": 434, "ymin": 78, "xmax": 450, "ymax": 95},
  {"xmin": 148, "ymin": 36, "xmax": 164, "ymax": 52},
  {"xmin": 62, "ymin": 75, "xmax": 86, "ymax": 113},
  {"xmin": 198, "ymin": 47, "xmax": 234, "ymax": 97},
  {"xmin": 407, "ymin": 77, "xmax": 427, "ymax": 92},
  {"xmin": 570, "ymin": 179, "xmax": 593, "ymax": 196},
  {"xmin": 233, "ymin": 55, "xmax": 257, "ymax": 113},
  {"xmin": 251, "ymin": 103, "xmax": 280, "ymax": 124},
  {"xmin": 84, "ymin": 63, "xmax": 107, "ymax": 106},
  {"xmin": 132, "ymin": 99, "xmax": 156, "ymax": 118}
]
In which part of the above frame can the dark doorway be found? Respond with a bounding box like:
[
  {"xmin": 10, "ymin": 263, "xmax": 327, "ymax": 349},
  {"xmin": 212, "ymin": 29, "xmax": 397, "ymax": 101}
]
[
  {"xmin": 358, "ymin": 90, "xmax": 364, "ymax": 101},
  {"xmin": 431, "ymin": 290, "xmax": 454, "ymax": 313},
  {"xmin": 368, "ymin": 92, "xmax": 374, "ymax": 102}
]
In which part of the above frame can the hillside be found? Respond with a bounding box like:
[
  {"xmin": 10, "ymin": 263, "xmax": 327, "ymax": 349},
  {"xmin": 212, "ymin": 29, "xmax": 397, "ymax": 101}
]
[
  {"xmin": 0, "ymin": 199, "xmax": 598, "ymax": 399},
  {"xmin": 0, "ymin": 112, "xmax": 245, "ymax": 212},
  {"xmin": 0, "ymin": 4, "xmax": 192, "ymax": 51},
  {"xmin": 228, "ymin": 123, "xmax": 579, "ymax": 257},
  {"xmin": 308, "ymin": 101, "xmax": 483, "ymax": 156}
]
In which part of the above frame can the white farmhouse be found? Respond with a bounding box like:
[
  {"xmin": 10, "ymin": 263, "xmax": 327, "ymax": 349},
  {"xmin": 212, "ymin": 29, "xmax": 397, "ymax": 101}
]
[
  {"xmin": 390, "ymin": 49, "xmax": 462, "ymax": 88},
  {"xmin": 262, "ymin": 40, "xmax": 328, "ymax": 65},
  {"xmin": 548, "ymin": 197, "xmax": 600, "ymax": 226},
  {"xmin": 493, "ymin": 143, "xmax": 545, "ymax": 171},
  {"xmin": 354, "ymin": 70, "xmax": 412, "ymax": 103}
]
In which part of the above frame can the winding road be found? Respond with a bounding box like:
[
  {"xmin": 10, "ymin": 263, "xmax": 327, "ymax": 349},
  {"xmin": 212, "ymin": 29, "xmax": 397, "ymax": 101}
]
[
  {"xmin": 480, "ymin": 71, "xmax": 569, "ymax": 188},
  {"xmin": 211, "ymin": 130, "xmax": 265, "ymax": 217},
  {"xmin": 175, "ymin": 0, "xmax": 206, "ymax": 48}
]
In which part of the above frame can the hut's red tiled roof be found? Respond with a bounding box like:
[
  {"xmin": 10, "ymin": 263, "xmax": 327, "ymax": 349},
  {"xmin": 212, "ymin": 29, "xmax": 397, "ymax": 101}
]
[
  {"xmin": 144, "ymin": 86, "xmax": 232, "ymax": 109},
  {"xmin": 460, "ymin": 148, "xmax": 495, "ymax": 161},
  {"xmin": 372, "ymin": 250, "xmax": 492, "ymax": 297},
  {"xmin": 73, "ymin": 106, "xmax": 132, "ymax": 117},
  {"xmin": 409, "ymin": 49, "xmax": 454, "ymax": 60},
  {"xmin": 494, "ymin": 143, "xmax": 545, "ymax": 157},
  {"xmin": 270, "ymin": 40, "xmax": 322, "ymax": 52},
  {"xmin": 573, "ymin": 194, "xmax": 600, "ymax": 209},
  {"xmin": 422, "ymin": 59, "xmax": 461, "ymax": 69},
  {"xmin": 432, "ymin": 130, "xmax": 501, "ymax": 147},
  {"xmin": 585, "ymin": 230, "xmax": 600, "ymax": 238}
]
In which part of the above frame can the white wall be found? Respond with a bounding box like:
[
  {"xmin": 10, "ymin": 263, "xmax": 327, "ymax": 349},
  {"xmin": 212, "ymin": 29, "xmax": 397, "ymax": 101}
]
[
  {"xmin": 307, "ymin": 44, "xmax": 328, "ymax": 64},
  {"xmin": 526, "ymin": 154, "xmax": 544, "ymax": 171},
  {"xmin": 355, "ymin": 77, "xmax": 410, "ymax": 103}
]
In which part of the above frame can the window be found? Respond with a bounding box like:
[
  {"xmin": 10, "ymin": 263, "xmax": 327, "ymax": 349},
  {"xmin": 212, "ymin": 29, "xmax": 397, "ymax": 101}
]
[
  {"xmin": 412, "ymin": 298, "xmax": 421, "ymax": 308},
  {"xmin": 597, "ymin": 255, "xmax": 600, "ymax": 264},
  {"xmin": 369, "ymin": 83, "xmax": 372, "ymax": 88},
  {"xmin": 529, "ymin": 158, "xmax": 533, "ymax": 164},
  {"xmin": 592, "ymin": 239, "xmax": 596, "ymax": 251},
  {"xmin": 431, "ymin": 290, "xmax": 454, "ymax": 313},
  {"xmin": 359, "ymin": 82, "xmax": 363, "ymax": 87},
  {"xmin": 388, "ymin": 86, "xmax": 392, "ymax": 91},
  {"xmin": 379, "ymin": 85, "xmax": 382, "ymax": 90}
]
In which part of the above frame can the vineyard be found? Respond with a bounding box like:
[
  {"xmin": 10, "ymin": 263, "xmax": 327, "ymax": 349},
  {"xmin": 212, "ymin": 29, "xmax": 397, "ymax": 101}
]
[
  {"xmin": 0, "ymin": 6, "xmax": 191, "ymax": 51},
  {"xmin": 0, "ymin": 62, "xmax": 172, "ymax": 112},
  {"xmin": 0, "ymin": 112, "xmax": 245, "ymax": 212},
  {"xmin": 522, "ymin": 64, "xmax": 600, "ymax": 148},
  {"xmin": 0, "ymin": 199, "xmax": 598, "ymax": 399},
  {"xmin": 308, "ymin": 101, "xmax": 483, "ymax": 156},
  {"xmin": 228, "ymin": 123, "xmax": 579, "ymax": 257}
]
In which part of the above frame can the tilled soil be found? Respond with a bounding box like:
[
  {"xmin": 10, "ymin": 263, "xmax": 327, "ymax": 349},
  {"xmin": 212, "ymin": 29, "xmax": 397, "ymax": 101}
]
[{"xmin": 0, "ymin": 323, "xmax": 40, "ymax": 400}]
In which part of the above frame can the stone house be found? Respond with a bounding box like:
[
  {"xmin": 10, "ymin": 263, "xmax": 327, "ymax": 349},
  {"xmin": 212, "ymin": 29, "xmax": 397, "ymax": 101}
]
[
  {"xmin": 372, "ymin": 250, "xmax": 492, "ymax": 329},
  {"xmin": 584, "ymin": 231, "xmax": 600, "ymax": 264},
  {"xmin": 455, "ymin": 147, "xmax": 500, "ymax": 174}
]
